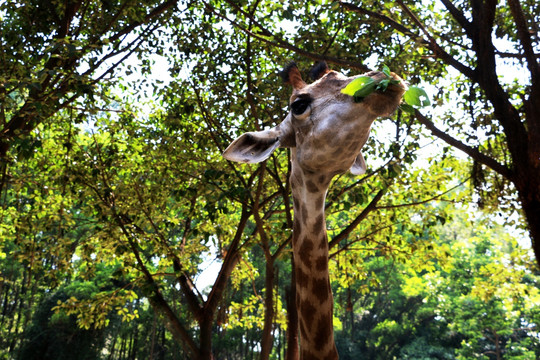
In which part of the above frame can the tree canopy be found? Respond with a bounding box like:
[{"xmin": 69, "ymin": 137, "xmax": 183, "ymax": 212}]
[{"xmin": 1, "ymin": 1, "xmax": 539, "ymax": 359}]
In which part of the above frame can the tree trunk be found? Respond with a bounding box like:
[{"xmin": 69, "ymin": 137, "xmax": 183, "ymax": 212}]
[
  {"xmin": 148, "ymin": 293, "xmax": 199, "ymax": 357},
  {"xmin": 198, "ymin": 313, "xmax": 215, "ymax": 360},
  {"xmin": 119, "ymin": 333, "xmax": 127, "ymax": 359},
  {"xmin": 150, "ymin": 315, "xmax": 157, "ymax": 360},
  {"xmin": 0, "ymin": 283, "xmax": 10, "ymax": 329},
  {"xmin": 106, "ymin": 330, "xmax": 118, "ymax": 360},
  {"xmin": 515, "ymin": 175, "xmax": 540, "ymax": 266},
  {"xmin": 260, "ymin": 257, "xmax": 275, "ymax": 360},
  {"xmin": 9, "ymin": 275, "xmax": 24, "ymax": 355},
  {"xmin": 129, "ymin": 323, "xmax": 138, "ymax": 360}
]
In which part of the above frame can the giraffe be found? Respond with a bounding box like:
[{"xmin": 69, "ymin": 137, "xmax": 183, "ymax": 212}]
[{"xmin": 223, "ymin": 61, "xmax": 405, "ymax": 359}]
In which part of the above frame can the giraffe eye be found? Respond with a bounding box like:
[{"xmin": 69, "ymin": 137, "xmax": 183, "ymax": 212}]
[{"xmin": 291, "ymin": 98, "xmax": 311, "ymax": 116}]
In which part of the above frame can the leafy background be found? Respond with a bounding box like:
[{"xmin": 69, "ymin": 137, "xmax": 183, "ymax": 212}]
[{"xmin": 0, "ymin": 0, "xmax": 539, "ymax": 359}]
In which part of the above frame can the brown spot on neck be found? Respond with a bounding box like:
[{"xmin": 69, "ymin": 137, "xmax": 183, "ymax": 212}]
[
  {"xmin": 314, "ymin": 314, "xmax": 333, "ymax": 352},
  {"xmin": 312, "ymin": 277, "xmax": 331, "ymax": 303},
  {"xmin": 296, "ymin": 264, "xmax": 309, "ymax": 289},
  {"xmin": 312, "ymin": 214, "xmax": 324, "ymax": 235},
  {"xmin": 315, "ymin": 255, "xmax": 328, "ymax": 272},
  {"xmin": 298, "ymin": 238, "xmax": 314, "ymax": 268},
  {"xmin": 299, "ymin": 299, "xmax": 317, "ymax": 330},
  {"xmin": 305, "ymin": 179, "xmax": 320, "ymax": 193}
]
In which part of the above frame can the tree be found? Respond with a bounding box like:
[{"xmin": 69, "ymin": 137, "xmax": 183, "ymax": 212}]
[
  {"xmin": 332, "ymin": 205, "xmax": 539, "ymax": 360},
  {"xmin": 2, "ymin": 1, "xmax": 539, "ymax": 359},
  {"xmin": 18, "ymin": 280, "xmax": 111, "ymax": 360},
  {"xmin": 429, "ymin": 213, "xmax": 539, "ymax": 360},
  {"xmin": 0, "ymin": 0, "xmax": 178, "ymax": 159},
  {"xmin": 336, "ymin": 0, "xmax": 540, "ymax": 265}
]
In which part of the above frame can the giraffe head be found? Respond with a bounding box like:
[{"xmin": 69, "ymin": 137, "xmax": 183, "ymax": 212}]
[{"xmin": 223, "ymin": 62, "xmax": 405, "ymax": 175}]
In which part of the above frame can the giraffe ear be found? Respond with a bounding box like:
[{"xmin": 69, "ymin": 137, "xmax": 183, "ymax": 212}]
[
  {"xmin": 309, "ymin": 61, "xmax": 330, "ymax": 81},
  {"xmin": 349, "ymin": 152, "xmax": 367, "ymax": 175},
  {"xmin": 281, "ymin": 62, "xmax": 306, "ymax": 90},
  {"xmin": 223, "ymin": 131, "xmax": 281, "ymax": 163}
]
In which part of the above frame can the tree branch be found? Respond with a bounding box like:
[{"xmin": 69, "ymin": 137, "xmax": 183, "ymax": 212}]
[
  {"xmin": 209, "ymin": 0, "xmax": 370, "ymax": 72},
  {"xmin": 205, "ymin": 206, "xmax": 251, "ymax": 314},
  {"xmin": 338, "ymin": 1, "xmax": 422, "ymax": 41},
  {"xmin": 329, "ymin": 222, "xmax": 396, "ymax": 259},
  {"xmin": 108, "ymin": 0, "xmax": 178, "ymax": 43},
  {"xmin": 507, "ymin": 0, "xmax": 539, "ymax": 82},
  {"xmin": 0, "ymin": 2, "xmax": 179, "ymax": 159},
  {"xmin": 376, "ymin": 178, "xmax": 468, "ymax": 209},
  {"xmin": 115, "ymin": 213, "xmax": 199, "ymax": 357},
  {"xmin": 340, "ymin": 0, "xmax": 476, "ymax": 80},
  {"xmin": 394, "ymin": 0, "xmax": 476, "ymax": 80},
  {"xmin": 496, "ymin": 51, "xmax": 540, "ymax": 59},
  {"xmin": 329, "ymin": 188, "xmax": 386, "ymax": 249},
  {"xmin": 414, "ymin": 109, "xmax": 511, "ymax": 179},
  {"xmin": 467, "ymin": 1, "xmax": 530, "ymax": 177},
  {"xmin": 439, "ymin": 0, "xmax": 473, "ymax": 36},
  {"xmin": 132, "ymin": 184, "xmax": 205, "ymax": 321}
]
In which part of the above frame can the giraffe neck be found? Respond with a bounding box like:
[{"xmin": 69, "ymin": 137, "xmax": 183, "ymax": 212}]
[{"xmin": 290, "ymin": 155, "xmax": 339, "ymax": 360}]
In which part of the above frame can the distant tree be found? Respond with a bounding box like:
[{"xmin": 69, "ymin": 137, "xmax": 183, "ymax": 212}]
[
  {"xmin": 333, "ymin": 208, "xmax": 539, "ymax": 360},
  {"xmin": 18, "ymin": 282, "xmax": 108, "ymax": 360}
]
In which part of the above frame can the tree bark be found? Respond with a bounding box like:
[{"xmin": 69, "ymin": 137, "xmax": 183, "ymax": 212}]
[
  {"xmin": 515, "ymin": 175, "xmax": 540, "ymax": 263},
  {"xmin": 260, "ymin": 258, "xmax": 275, "ymax": 360},
  {"xmin": 198, "ymin": 313, "xmax": 215, "ymax": 360}
]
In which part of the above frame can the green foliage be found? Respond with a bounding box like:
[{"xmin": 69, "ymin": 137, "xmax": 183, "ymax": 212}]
[
  {"xmin": 1, "ymin": 0, "xmax": 539, "ymax": 359},
  {"xmin": 18, "ymin": 284, "xmax": 108, "ymax": 360},
  {"xmin": 340, "ymin": 68, "xmax": 405, "ymax": 104},
  {"xmin": 403, "ymin": 86, "xmax": 431, "ymax": 108},
  {"xmin": 340, "ymin": 66, "xmax": 429, "ymax": 113},
  {"xmin": 341, "ymin": 76, "xmax": 378, "ymax": 98},
  {"xmin": 333, "ymin": 210, "xmax": 539, "ymax": 360}
]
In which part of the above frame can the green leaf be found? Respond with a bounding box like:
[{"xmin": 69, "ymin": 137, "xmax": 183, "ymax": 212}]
[
  {"xmin": 353, "ymin": 81, "xmax": 378, "ymax": 101},
  {"xmin": 382, "ymin": 64, "xmax": 391, "ymax": 77},
  {"xmin": 341, "ymin": 76, "xmax": 374, "ymax": 96},
  {"xmin": 376, "ymin": 79, "xmax": 390, "ymax": 92},
  {"xmin": 342, "ymin": 70, "xmax": 403, "ymax": 103},
  {"xmin": 399, "ymin": 103, "xmax": 415, "ymax": 114},
  {"xmin": 404, "ymin": 86, "xmax": 430, "ymax": 107}
]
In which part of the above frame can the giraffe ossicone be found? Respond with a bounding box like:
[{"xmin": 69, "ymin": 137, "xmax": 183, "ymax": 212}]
[{"xmin": 223, "ymin": 62, "xmax": 405, "ymax": 360}]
